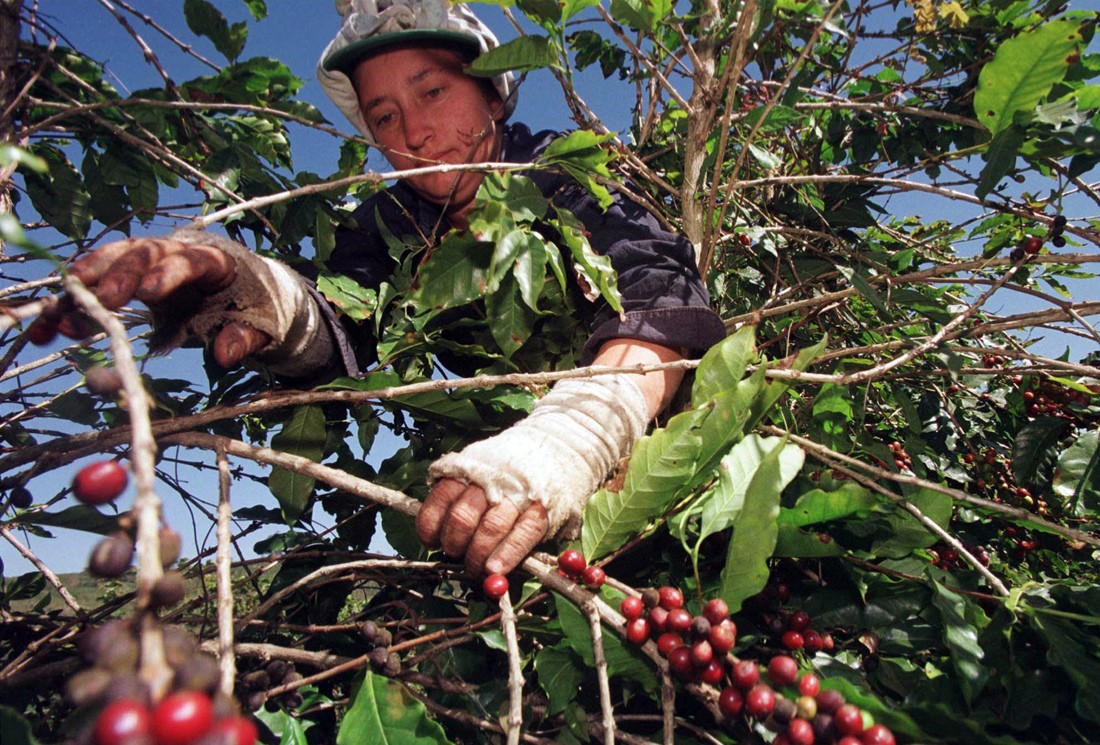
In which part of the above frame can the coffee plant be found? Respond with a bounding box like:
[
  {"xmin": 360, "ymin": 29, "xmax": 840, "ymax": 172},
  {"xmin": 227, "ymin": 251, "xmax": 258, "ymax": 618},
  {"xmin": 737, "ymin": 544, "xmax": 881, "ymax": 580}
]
[{"xmin": 1, "ymin": 1, "xmax": 1099, "ymax": 743}]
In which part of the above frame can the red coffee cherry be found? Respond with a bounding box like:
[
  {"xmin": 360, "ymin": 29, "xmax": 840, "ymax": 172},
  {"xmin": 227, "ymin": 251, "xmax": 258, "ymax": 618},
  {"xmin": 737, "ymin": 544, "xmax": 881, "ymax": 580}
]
[
  {"xmin": 94, "ymin": 699, "xmax": 152, "ymax": 745},
  {"xmin": 798, "ymin": 672, "xmax": 821, "ymax": 698},
  {"xmin": 861, "ymin": 724, "xmax": 896, "ymax": 745},
  {"xmin": 581, "ymin": 565, "xmax": 606, "ymax": 589},
  {"xmin": 718, "ymin": 686, "xmax": 744, "ymax": 718},
  {"xmin": 620, "ymin": 596, "xmax": 644, "ymax": 621},
  {"xmin": 656, "ymin": 632, "xmax": 684, "ymax": 657},
  {"xmin": 152, "ymin": 691, "xmax": 215, "ymax": 745},
  {"xmin": 657, "ymin": 586, "xmax": 684, "ymax": 610},
  {"xmin": 625, "ymin": 617, "xmax": 651, "ymax": 645},
  {"xmin": 557, "ymin": 548, "xmax": 586, "ymax": 576},
  {"xmin": 703, "ymin": 597, "xmax": 730, "ymax": 625},
  {"xmin": 834, "ymin": 704, "xmax": 864, "ymax": 737},
  {"xmin": 690, "ymin": 639, "xmax": 714, "ymax": 668},
  {"xmin": 73, "ymin": 461, "xmax": 128, "ymax": 506},
  {"xmin": 483, "ymin": 573, "xmax": 509, "ymax": 599},
  {"xmin": 666, "ymin": 608, "xmax": 693, "ymax": 634},
  {"xmin": 26, "ymin": 317, "xmax": 59, "ymax": 346},
  {"xmin": 667, "ymin": 645, "xmax": 694, "ymax": 676},
  {"xmin": 788, "ymin": 610, "xmax": 811, "ymax": 632},
  {"xmin": 210, "ymin": 715, "xmax": 259, "ymax": 745},
  {"xmin": 732, "ymin": 659, "xmax": 760, "ymax": 689},
  {"xmin": 767, "ymin": 654, "xmax": 800, "ymax": 687},
  {"xmin": 648, "ymin": 606, "xmax": 669, "ymax": 633},
  {"xmin": 782, "ymin": 630, "xmax": 805, "ymax": 651},
  {"xmin": 817, "ymin": 689, "xmax": 845, "ymax": 714},
  {"xmin": 709, "ymin": 619, "xmax": 737, "ymax": 654},
  {"xmin": 787, "ymin": 717, "xmax": 815, "ymax": 745},
  {"xmin": 745, "ymin": 684, "xmax": 776, "ymax": 718},
  {"xmin": 803, "ymin": 629, "xmax": 823, "ymax": 654},
  {"xmin": 1024, "ymin": 236, "xmax": 1043, "ymax": 255},
  {"xmin": 700, "ymin": 659, "xmax": 725, "ymax": 685}
]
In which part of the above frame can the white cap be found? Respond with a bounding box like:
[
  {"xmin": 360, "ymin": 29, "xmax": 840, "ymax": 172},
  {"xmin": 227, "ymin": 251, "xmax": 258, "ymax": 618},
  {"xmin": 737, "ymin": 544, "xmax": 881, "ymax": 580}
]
[{"xmin": 318, "ymin": 0, "xmax": 518, "ymax": 143}]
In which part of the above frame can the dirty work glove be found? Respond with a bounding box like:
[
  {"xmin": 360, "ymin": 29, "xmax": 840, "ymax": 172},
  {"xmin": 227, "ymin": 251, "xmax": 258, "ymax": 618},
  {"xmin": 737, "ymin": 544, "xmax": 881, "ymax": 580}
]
[
  {"xmin": 163, "ymin": 229, "xmax": 335, "ymax": 378},
  {"xmin": 428, "ymin": 374, "xmax": 649, "ymax": 538}
]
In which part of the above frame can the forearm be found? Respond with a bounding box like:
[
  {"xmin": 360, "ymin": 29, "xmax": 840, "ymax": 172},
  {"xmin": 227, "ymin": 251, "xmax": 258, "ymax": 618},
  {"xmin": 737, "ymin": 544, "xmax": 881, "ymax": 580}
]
[{"xmin": 590, "ymin": 338, "xmax": 686, "ymax": 419}]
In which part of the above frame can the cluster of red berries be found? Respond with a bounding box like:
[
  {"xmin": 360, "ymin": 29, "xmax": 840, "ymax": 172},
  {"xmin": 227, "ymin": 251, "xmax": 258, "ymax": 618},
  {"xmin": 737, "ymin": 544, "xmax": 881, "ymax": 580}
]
[
  {"xmin": 886, "ymin": 442, "xmax": 911, "ymax": 473},
  {"xmin": 772, "ymin": 609, "xmax": 835, "ymax": 655},
  {"xmin": 482, "ymin": 549, "xmax": 607, "ymax": 600},
  {"xmin": 928, "ymin": 542, "xmax": 990, "ymax": 570},
  {"xmin": 964, "ymin": 448, "xmax": 1048, "ymax": 515},
  {"xmin": 1022, "ymin": 378, "xmax": 1093, "ymax": 419},
  {"xmin": 90, "ymin": 694, "xmax": 256, "ymax": 745},
  {"xmin": 71, "ymin": 621, "xmax": 256, "ymax": 745},
  {"xmin": 718, "ymin": 660, "xmax": 895, "ymax": 745},
  {"xmin": 1004, "ymin": 526, "xmax": 1041, "ymax": 560},
  {"xmin": 620, "ymin": 586, "xmax": 738, "ymax": 688}
]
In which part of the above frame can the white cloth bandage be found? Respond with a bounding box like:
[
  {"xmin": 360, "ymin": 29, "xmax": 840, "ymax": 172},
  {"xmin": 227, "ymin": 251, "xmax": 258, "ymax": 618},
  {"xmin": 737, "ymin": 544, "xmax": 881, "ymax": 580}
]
[
  {"xmin": 165, "ymin": 229, "xmax": 335, "ymax": 378},
  {"xmin": 427, "ymin": 374, "xmax": 649, "ymax": 538}
]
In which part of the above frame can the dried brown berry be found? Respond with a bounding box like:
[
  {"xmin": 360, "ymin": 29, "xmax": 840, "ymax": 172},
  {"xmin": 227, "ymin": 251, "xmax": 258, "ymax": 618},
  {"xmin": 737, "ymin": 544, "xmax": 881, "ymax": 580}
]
[
  {"xmin": 88, "ymin": 533, "xmax": 134, "ymax": 578},
  {"xmin": 149, "ymin": 571, "xmax": 186, "ymax": 608},
  {"xmin": 84, "ymin": 366, "xmax": 124, "ymax": 396}
]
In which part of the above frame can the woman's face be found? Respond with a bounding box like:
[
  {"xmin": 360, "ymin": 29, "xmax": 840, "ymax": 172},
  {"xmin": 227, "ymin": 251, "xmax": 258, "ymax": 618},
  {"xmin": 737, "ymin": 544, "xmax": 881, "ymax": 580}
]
[{"xmin": 353, "ymin": 44, "xmax": 504, "ymax": 224}]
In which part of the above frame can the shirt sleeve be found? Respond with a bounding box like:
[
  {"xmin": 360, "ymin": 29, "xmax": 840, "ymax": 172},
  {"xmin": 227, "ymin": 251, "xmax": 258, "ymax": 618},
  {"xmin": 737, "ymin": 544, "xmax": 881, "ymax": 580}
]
[{"xmin": 552, "ymin": 182, "xmax": 727, "ymax": 365}]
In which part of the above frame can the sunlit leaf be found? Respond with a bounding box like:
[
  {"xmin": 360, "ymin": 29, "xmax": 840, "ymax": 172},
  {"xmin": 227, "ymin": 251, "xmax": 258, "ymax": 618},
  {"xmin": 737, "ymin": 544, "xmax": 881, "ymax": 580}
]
[
  {"xmin": 337, "ymin": 670, "xmax": 454, "ymax": 745},
  {"xmin": 975, "ymin": 19, "xmax": 1082, "ymax": 135}
]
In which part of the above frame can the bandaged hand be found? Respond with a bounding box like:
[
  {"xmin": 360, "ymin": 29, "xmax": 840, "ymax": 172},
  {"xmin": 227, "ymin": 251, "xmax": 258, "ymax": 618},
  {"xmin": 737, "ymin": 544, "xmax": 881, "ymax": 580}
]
[
  {"xmin": 67, "ymin": 230, "xmax": 334, "ymax": 377},
  {"xmin": 417, "ymin": 374, "xmax": 649, "ymax": 576}
]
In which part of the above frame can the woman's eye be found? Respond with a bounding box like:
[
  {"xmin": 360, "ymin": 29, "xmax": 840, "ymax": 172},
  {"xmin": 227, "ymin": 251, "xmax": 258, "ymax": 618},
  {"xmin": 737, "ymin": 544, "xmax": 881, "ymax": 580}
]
[
  {"xmin": 374, "ymin": 113, "xmax": 393, "ymax": 127},
  {"xmin": 425, "ymin": 86, "xmax": 445, "ymax": 99}
]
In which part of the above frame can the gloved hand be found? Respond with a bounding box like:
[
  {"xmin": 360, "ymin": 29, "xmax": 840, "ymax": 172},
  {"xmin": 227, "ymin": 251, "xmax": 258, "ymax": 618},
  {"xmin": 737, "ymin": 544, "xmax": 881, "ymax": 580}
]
[
  {"xmin": 417, "ymin": 373, "xmax": 649, "ymax": 575},
  {"xmin": 67, "ymin": 229, "xmax": 334, "ymax": 378}
]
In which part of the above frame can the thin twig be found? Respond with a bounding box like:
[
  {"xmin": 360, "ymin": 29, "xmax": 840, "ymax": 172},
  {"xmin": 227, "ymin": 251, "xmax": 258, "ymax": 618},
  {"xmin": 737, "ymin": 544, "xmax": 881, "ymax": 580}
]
[
  {"xmin": 501, "ymin": 591, "xmax": 524, "ymax": 745},
  {"xmin": 584, "ymin": 602, "xmax": 615, "ymax": 745},
  {"xmin": 215, "ymin": 445, "xmax": 235, "ymax": 698}
]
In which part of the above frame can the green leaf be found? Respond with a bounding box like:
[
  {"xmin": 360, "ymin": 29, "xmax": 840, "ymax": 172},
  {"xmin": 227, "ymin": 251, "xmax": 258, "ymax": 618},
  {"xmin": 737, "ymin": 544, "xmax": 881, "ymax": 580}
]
[
  {"xmin": 930, "ymin": 578, "xmax": 989, "ymax": 705},
  {"xmin": 550, "ymin": 205, "xmax": 622, "ymax": 310},
  {"xmin": 24, "ymin": 145, "xmax": 91, "ymax": 241},
  {"xmin": 609, "ymin": 0, "xmax": 672, "ymax": 31},
  {"xmin": 0, "ymin": 144, "xmax": 47, "ymax": 173},
  {"xmin": 773, "ymin": 524, "xmax": 845, "ymax": 557},
  {"xmin": 317, "ymin": 272, "xmax": 377, "ymax": 322},
  {"xmin": 699, "ymin": 435, "xmax": 804, "ymax": 545},
  {"xmin": 13, "ymin": 505, "xmax": 120, "ymax": 537},
  {"xmin": 838, "ymin": 267, "xmax": 888, "ymax": 315},
  {"xmin": 778, "ymin": 481, "xmax": 877, "ymax": 527},
  {"xmin": 535, "ymin": 646, "xmax": 584, "ymax": 715},
  {"xmin": 485, "ymin": 273, "xmax": 536, "ymax": 357},
  {"xmin": 269, "ymin": 406, "xmax": 326, "ymax": 521},
  {"xmin": 0, "ymin": 706, "xmax": 40, "ymax": 745},
  {"xmin": 468, "ymin": 35, "xmax": 557, "ymax": 76},
  {"xmin": 1012, "ymin": 416, "xmax": 1072, "ymax": 484},
  {"xmin": 582, "ymin": 407, "xmax": 706, "ymax": 559},
  {"xmin": 540, "ymin": 131, "xmax": 616, "ymax": 209},
  {"xmin": 872, "ymin": 489, "xmax": 952, "ymax": 558},
  {"xmin": 976, "ymin": 126, "xmax": 1026, "ymax": 200},
  {"xmin": 1028, "ymin": 613, "xmax": 1100, "ymax": 724},
  {"xmin": 184, "ymin": 0, "xmax": 248, "ymax": 61},
  {"xmin": 692, "ymin": 325, "xmax": 757, "ymax": 407},
  {"xmin": 241, "ymin": 0, "xmax": 267, "ymax": 20},
  {"xmin": 1053, "ymin": 429, "xmax": 1100, "ymax": 516},
  {"xmin": 255, "ymin": 706, "xmax": 312, "ymax": 744},
  {"xmin": 409, "ymin": 236, "xmax": 493, "ymax": 309},
  {"xmin": 718, "ymin": 438, "xmax": 804, "ymax": 610},
  {"xmin": 337, "ymin": 670, "xmax": 454, "ymax": 745},
  {"xmin": 975, "ymin": 19, "xmax": 1082, "ymax": 135}
]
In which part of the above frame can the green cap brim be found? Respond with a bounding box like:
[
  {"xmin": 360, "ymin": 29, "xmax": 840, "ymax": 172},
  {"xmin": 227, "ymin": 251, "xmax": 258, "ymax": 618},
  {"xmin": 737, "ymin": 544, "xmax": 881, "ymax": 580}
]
[{"xmin": 322, "ymin": 29, "xmax": 481, "ymax": 75}]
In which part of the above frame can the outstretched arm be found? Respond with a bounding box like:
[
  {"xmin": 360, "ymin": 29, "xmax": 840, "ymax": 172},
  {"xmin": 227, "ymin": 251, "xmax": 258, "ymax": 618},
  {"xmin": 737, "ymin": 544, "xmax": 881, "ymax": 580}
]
[{"xmin": 415, "ymin": 338, "xmax": 685, "ymax": 576}]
